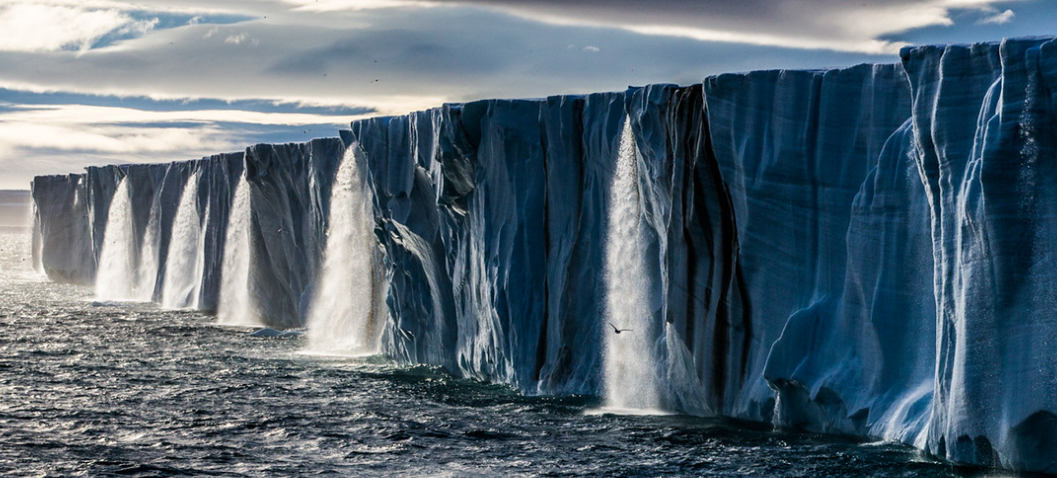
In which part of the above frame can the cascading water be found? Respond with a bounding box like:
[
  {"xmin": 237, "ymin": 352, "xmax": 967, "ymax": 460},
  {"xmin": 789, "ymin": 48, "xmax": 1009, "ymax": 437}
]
[
  {"xmin": 161, "ymin": 172, "xmax": 206, "ymax": 309},
  {"xmin": 136, "ymin": 196, "xmax": 161, "ymax": 301},
  {"xmin": 602, "ymin": 117, "xmax": 664, "ymax": 412},
  {"xmin": 217, "ymin": 176, "xmax": 260, "ymax": 326},
  {"xmin": 304, "ymin": 145, "xmax": 381, "ymax": 355},
  {"xmin": 31, "ymin": 203, "xmax": 44, "ymax": 275},
  {"xmin": 95, "ymin": 178, "xmax": 142, "ymax": 301}
]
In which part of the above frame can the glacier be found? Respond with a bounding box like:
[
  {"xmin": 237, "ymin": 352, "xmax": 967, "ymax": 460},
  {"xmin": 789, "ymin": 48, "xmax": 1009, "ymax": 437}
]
[{"xmin": 29, "ymin": 37, "xmax": 1057, "ymax": 473}]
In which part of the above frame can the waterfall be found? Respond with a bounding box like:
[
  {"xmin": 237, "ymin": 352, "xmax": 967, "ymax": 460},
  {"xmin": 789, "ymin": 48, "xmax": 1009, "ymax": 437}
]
[
  {"xmin": 95, "ymin": 178, "xmax": 141, "ymax": 301},
  {"xmin": 161, "ymin": 172, "xmax": 206, "ymax": 309},
  {"xmin": 602, "ymin": 117, "xmax": 664, "ymax": 412},
  {"xmin": 136, "ymin": 195, "xmax": 162, "ymax": 301},
  {"xmin": 95, "ymin": 178, "xmax": 159, "ymax": 302},
  {"xmin": 31, "ymin": 202, "xmax": 44, "ymax": 275},
  {"xmin": 304, "ymin": 145, "xmax": 381, "ymax": 355},
  {"xmin": 218, "ymin": 176, "xmax": 260, "ymax": 326}
]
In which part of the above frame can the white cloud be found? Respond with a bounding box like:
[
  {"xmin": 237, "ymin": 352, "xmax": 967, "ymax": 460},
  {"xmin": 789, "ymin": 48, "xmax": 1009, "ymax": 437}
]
[
  {"xmin": 583, "ymin": 45, "xmax": 599, "ymax": 52},
  {"xmin": 422, "ymin": 0, "xmax": 1024, "ymax": 54},
  {"xmin": 627, "ymin": 25, "xmax": 908, "ymax": 55},
  {"xmin": 0, "ymin": 120, "xmax": 225, "ymax": 155},
  {"xmin": 281, "ymin": 0, "xmax": 436, "ymax": 12},
  {"xmin": 0, "ymin": 101, "xmax": 373, "ymax": 189},
  {"xmin": 0, "ymin": 103, "xmax": 359, "ymax": 131},
  {"xmin": 979, "ymin": 9, "xmax": 1015, "ymax": 24},
  {"xmin": 0, "ymin": 2, "xmax": 155, "ymax": 52},
  {"xmin": 224, "ymin": 32, "xmax": 259, "ymax": 45}
]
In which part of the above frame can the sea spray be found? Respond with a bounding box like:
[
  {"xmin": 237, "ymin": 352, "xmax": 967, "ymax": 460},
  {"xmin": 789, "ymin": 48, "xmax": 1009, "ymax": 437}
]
[
  {"xmin": 218, "ymin": 176, "xmax": 260, "ymax": 326},
  {"xmin": 95, "ymin": 178, "xmax": 140, "ymax": 301},
  {"xmin": 304, "ymin": 145, "xmax": 381, "ymax": 354},
  {"xmin": 161, "ymin": 172, "xmax": 205, "ymax": 309},
  {"xmin": 602, "ymin": 117, "xmax": 663, "ymax": 411}
]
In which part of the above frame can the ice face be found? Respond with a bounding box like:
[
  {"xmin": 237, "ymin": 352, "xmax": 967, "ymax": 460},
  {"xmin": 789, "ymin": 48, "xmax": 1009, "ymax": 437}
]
[
  {"xmin": 28, "ymin": 36, "xmax": 1057, "ymax": 475},
  {"xmin": 903, "ymin": 38, "xmax": 1057, "ymax": 471}
]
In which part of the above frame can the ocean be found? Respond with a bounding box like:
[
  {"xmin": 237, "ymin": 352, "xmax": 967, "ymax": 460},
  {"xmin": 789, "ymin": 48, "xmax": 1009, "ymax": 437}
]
[{"xmin": 0, "ymin": 231, "xmax": 1018, "ymax": 477}]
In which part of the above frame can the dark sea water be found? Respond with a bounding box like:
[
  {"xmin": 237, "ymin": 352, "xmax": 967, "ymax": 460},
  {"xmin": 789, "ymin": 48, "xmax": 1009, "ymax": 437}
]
[{"xmin": 0, "ymin": 231, "xmax": 1026, "ymax": 477}]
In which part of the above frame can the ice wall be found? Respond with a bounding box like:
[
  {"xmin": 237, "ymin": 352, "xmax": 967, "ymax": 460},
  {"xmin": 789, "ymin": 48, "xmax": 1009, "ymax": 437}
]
[
  {"xmin": 31, "ymin": 174, "xmax": 95, "ymax": 284},
  {"xmin": 904, "ymin": 38, "xmax": 1057, "ymax": 472},
  {"xmin": 33, "ymin": 154, "xmax": 244, "ymax": 305},
  {"xmin": 701, "ymin": 62, "xmax": 925, "ymax": 425},
  {"xmin": 242, "ymin": 139, "xmax": 343, "ymax": 327},
  {"xmin": 29, "ymin": 36, "xmax": 1057, "ymax": 474},
  {"xmin": 344, "ymin": 87, "xmax": 715, "ymax": 401}
]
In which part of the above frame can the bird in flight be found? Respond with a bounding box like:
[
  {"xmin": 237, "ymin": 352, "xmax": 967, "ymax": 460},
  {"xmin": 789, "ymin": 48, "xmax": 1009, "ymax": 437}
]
[{"xmin": 607, "ymin": 322, "xmax": 632, "ymax": 334}]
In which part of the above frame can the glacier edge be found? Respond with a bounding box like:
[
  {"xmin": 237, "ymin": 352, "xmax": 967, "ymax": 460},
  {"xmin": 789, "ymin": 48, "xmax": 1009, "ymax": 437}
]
[{"xmin": 29, "ymin": 37, "xmax": 1057, "ymax": 474}]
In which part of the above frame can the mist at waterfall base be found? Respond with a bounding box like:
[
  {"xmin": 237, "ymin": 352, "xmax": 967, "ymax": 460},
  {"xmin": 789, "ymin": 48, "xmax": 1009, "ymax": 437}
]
[
  {"xmin": 0, "ymin": 231, "xmax": 1028, "ymax": 476},
  {"xmin": 304, "ymin": 146, "xmax": 383, "ymax": 356}
]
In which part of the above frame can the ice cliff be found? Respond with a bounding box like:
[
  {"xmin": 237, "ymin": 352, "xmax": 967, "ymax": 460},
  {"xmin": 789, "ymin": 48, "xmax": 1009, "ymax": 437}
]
[{"xmin": 30, "ymin": 37, "xmax": 1057, "ymax": 473}]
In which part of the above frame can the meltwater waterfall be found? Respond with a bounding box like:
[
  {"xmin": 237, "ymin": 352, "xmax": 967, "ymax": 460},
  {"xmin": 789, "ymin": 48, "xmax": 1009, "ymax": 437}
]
[
  {"xmin": 602, "ymin": 118, "xmax": 663, "ymax": 412},
  {"xmin": 95, "ymin": 178, "xmax": 160, "ymax": 302},
  {"xmin": 218, "ymin": 176, "xmax": 260, "ymax": 326},
  {"xmin": 137, "ymin": 195, "xmax": 161, "ymax": 302},
  {"xmin": 95, "ymin": 179, "xmax": 148, "ymax": 301},
  {"xmin": 161, "ymin": 173, "xmax": 206, "ymax": 309},
  {"xmin": 30, "ymin": 203, "xmax": 44, "ymax": 275},
  {"xmin": 304, "ymin": 146, "xmax": 381, "ymax": 355}
]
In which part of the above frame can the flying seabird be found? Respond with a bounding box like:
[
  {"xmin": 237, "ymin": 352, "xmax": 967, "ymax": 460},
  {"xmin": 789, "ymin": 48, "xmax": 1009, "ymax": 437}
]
[{"xmin": 607, "ymin": 322, "xmax": 632, "ymax": 334}]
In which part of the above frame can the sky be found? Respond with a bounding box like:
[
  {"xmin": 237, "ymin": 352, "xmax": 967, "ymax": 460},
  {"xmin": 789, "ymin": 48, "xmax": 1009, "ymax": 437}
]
[{"xmin": 0, "ymin": 0, "xmax": 1053, "ymax": 190}]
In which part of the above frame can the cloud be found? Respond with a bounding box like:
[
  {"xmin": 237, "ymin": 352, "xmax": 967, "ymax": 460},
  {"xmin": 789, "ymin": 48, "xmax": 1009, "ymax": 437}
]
[
  {"xmin": 0, "ymin": 102, "xmax": 356, "ymax": 158},
  {"xmin": 0, "ymin": 0, "xmax": 1047, "ymax": 189},
  {"xmin": 408, "ymin": 0, "xmax": 1023, "ymax": 53},
  {"xmin": 979, "ymin": 8, "xmax": 1015, "ymax": 24},
  {"xmin": 0, "ymin": 100, "xmax": 367, "ymax": 189},
  {"xmin": 281, "ymin": 0, "xmax": 437, "ymax": 12},
  {"xmin": 0, "ymin": 0, "xmax": 261, "ymax": 53},
  {"xmin": 0, "ymin": 2, "xmax": 892, "ymax": 189},
  {"xmin": 224, "ymin": 32, "xmax": 259, "ymax": 45},
  {"xmin": 0, "ymin": 2, "xmax": 155, "ymax": 52}
]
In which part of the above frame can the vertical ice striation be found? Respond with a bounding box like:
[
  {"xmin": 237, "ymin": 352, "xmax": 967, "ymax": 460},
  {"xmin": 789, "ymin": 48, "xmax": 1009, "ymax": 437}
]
[
  {"xmin": 602, "ymin": 117, "xmax": 662, "ymax": 412},
  {"xmin": 218, "ymin": 175, "xmax": 260, "ymax": 326},
  {"xmin": 31, "ymin": 174, "xmax": 96, "ymax": 284},
  {"xmin": 705, "ymin": 64, "xmax": 914, "ymax": 425},
  {"xmin": 161, "ymin": 172, "xmax": 206, "ymax": 309},
  {"xmin": 903, "ymin": 38, "xmax": 1057, "ymax": 472},
  {"xmin": 240, "ymin": 140, "xmax": 342, "ymax": 328},
  {"xmin": 305, "ymin": 145, "xmax": 382, "ymax": 354}
]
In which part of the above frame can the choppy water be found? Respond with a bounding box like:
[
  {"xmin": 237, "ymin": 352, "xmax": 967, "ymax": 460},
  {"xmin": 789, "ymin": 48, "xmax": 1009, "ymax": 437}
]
[{"xmin": 0, "ymin": 231, "xmax": 1025, "ymax": 477}]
